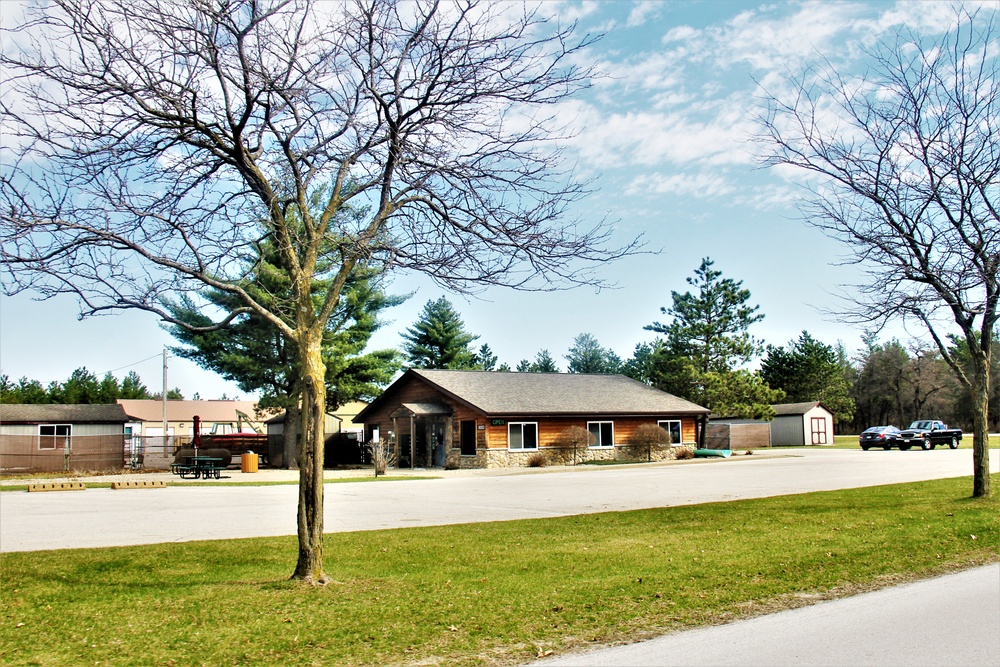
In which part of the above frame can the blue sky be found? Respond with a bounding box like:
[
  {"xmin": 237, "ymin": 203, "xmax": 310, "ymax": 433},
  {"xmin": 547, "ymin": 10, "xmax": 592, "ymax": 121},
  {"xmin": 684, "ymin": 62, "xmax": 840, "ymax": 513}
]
[{"xmin": 0, "ymin": 1, "xmax": 986, "ymax": 399}]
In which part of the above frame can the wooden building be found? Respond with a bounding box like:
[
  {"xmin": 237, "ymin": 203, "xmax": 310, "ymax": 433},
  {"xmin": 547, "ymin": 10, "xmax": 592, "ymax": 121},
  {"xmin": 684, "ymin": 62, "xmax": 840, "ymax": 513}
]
[
  {"xmin": 354, "ymin": 370, "xmax": 710, "ymax": 469},
  {"xmin": 0, "ymin": 403, "xmax": 128, "ymax": 472}
]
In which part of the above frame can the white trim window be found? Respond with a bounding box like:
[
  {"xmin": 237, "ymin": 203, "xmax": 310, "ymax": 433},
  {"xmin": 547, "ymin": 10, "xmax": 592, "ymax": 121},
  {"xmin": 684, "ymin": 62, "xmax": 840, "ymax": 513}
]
[
  {"xmin": 658, "ymin": 420, "xmax": 682, "ymax": 444},
  {"xmin": 587, "ymin": 421, "xmax": 614, "ymax": 447},
  {"xmin": 39, "ymin": 424, "xmax": 71, "ymax": 450},
  {"xmin": 508, "ymin": 422, "xmax": 538, "ymax": 450}
]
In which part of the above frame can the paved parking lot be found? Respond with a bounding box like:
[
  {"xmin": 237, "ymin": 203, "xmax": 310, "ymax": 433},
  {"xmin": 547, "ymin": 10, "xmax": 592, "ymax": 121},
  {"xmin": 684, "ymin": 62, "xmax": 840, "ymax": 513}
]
[{"xmin": 2, "ymin": 447, "xmax": 995, "ymax": 552}]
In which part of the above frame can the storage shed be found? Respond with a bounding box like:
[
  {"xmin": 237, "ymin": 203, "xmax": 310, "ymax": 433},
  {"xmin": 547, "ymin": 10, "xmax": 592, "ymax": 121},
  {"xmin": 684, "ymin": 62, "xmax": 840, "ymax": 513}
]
[
  {"xmin": 770, "ymin": 402, "xmax": 835, "ymax": 446},
  {"xmin": 0, "ymin": 403, "xmax": 128, "ymax": 472}
]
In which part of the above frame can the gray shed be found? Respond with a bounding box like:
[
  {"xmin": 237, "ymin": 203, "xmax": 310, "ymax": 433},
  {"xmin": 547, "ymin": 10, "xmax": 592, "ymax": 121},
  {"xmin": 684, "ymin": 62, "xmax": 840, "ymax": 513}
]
[{"xmin": 770, "ymin": 402, "xmax": 835, "ymax": 446}]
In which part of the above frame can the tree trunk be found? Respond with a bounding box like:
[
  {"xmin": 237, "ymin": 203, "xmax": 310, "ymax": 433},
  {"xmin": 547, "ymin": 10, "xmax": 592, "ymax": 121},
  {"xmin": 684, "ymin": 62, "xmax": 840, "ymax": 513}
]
[
  {"xmin": 282, "ymin": 404, "xmax": 301, "ymax": 470},
  {"xmin": 971, "ymin": 362, "xmax": 991, "ymax": 499},
  {"xmin": 292, "ymin": 335, "xmax": 329, "ymax": 583}
]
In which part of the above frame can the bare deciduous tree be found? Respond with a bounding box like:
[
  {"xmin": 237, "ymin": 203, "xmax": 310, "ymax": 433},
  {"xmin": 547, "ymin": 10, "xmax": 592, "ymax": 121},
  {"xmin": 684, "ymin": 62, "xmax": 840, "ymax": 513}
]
[
  {"xmin": 757, "ymin": 9, "xmax": 997, "ymax": 497},
  {"xmin": 0, "ymin": 0, "xmax": 637, "ymax": 582}
]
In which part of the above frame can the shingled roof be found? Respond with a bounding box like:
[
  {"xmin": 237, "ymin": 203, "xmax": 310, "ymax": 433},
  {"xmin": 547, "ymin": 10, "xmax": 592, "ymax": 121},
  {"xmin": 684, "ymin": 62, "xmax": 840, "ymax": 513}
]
[
  {"xmin": 771, "ymin": 401, "xmax": 829, "ymax": 416},
  {"xmin": 356, "ymin": 370, "xmax": 709, "ymax": 421},
  {"xmin": 0, "ymin": 403, "xmax": 129, "ymax": 424}
]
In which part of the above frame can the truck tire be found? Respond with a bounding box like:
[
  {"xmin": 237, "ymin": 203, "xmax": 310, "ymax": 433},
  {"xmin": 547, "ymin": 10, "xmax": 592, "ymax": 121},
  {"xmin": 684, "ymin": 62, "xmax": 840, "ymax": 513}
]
[
  {"xmin": 949, "ymin": 437, "xmax": 959, "ymax": 449},
  {"xmin": 882, "ymin": 443, "xmax": 891, "ymax": 450},
  {"xmin": 922, "ymin": 438, "xmax": 933, "ymax": 451}
]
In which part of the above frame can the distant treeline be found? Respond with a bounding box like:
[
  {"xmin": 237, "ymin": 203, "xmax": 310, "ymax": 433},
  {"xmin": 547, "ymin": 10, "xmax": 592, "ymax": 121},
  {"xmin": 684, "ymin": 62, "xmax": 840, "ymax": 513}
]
[{"xmin": 0, "ymin": 368, "xmax": 183, "ymax": 404}]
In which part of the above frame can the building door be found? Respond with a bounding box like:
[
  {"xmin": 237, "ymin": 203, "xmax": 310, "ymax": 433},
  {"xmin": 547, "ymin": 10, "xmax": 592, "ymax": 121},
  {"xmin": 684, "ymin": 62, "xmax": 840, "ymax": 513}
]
[
  {"xmin": 810, "ymin": 417, "xmax": 827, "ymax": 445},
  {"xmin": 432, "ymin": 421, "xmax": 446, "ymax": 467},
  {"xmin": 399, "ymin": 434, "xmax": 412, "ymax": 468},
  {"xmin": 460, "ymin": 420, "xmax": 476, "ymax": 456},
  {"xmin": 415, "ymin": 421, "xmax": 428, "ymax": 467}
]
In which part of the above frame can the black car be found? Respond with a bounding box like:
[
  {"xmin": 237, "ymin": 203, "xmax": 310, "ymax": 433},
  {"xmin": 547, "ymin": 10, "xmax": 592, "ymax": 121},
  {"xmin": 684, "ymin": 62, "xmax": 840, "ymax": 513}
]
[{"xmin": 859, "ymin": 425, "xmax": 901, "ymax": 450}]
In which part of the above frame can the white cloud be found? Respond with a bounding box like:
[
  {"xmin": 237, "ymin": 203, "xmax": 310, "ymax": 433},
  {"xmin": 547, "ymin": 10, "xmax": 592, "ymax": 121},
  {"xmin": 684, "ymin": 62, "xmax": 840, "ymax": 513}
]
[
  {"xmin": 662, "ymin": 25, "xmax": 700, "ymax": 44},
  {"xmin": 550, "ymin": 0, "xmax": 602, "ymax": 25},
  {"xmin": 626, "ymin": 1, "xmax": 662, "ymax": 28},
  {"xmin": 625, "ymin": 171, "xmax": 735, "ymax": 198}
]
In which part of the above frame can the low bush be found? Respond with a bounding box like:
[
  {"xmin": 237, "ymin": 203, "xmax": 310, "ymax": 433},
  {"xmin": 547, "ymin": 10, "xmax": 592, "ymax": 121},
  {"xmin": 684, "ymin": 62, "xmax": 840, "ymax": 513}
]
[
  {"xmin": 527, "ymin": 452, "xmax": 548, "ymax": 467},
  {"xmin": 674, "ymin": 447, "xmax": 694, "ymax": 460}
]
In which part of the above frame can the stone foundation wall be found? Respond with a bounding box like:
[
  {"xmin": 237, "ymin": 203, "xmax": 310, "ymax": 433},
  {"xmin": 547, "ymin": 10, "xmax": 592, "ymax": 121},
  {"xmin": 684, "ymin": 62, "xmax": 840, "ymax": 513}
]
[{"xmin": 443, "ymin": 443, "xmax": 697, "ymax": 469}]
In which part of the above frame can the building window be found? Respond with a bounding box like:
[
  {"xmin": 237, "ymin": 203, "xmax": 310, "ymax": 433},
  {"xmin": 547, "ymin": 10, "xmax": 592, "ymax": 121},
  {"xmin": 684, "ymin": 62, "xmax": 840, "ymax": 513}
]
[
  {"xmin": 39, "ymin": 424, "xmax": 71, "ymax": 450},
  {"xmin": 508, "ymin": 422, "xmax": 538, "ymax": 450},
  {"xmin": 658, "ymin": 420, "xmax": 682, "ymax": 444},
  {"xmin": 811, "ymin": 417, "xmax": 827, "ymax": 445},
  {"xmin": 587, "ymin": 421, "xmax": 614, "ymax": 447},
  {"xmin": 460, "ymin": 420, "xmax": 477, "ymax": 456}
]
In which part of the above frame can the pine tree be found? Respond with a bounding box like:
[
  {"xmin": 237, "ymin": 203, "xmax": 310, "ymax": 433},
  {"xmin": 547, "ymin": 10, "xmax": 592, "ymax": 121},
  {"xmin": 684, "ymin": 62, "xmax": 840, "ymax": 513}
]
[
  {"xmin": 476, "ymin": 344, "xmax": 498, "ymax": 371},
  {"xmin": 761, "ymin": 331, "xmax": 855, "ymax": 424},
  {"xmin": 167, "ymin": 224, "xmax": 404, "ymax": 467},
  {"xmin": 402, "ymin": 297, "xmax": 479, "ymax": 369},
  {"xmin": 565, "ymin": 334, "xmax": 621, "ymax": 374},
  {"xmin": 646, "ymin": 257, "xmax": 763, "ymax": 373},
  {"xmin": 531, "ymin": 350, "xmax": 559, "ymax": 373},
  {"xmin": 646, "ymin": 258, "xmax": 779, "ymax": 416}
]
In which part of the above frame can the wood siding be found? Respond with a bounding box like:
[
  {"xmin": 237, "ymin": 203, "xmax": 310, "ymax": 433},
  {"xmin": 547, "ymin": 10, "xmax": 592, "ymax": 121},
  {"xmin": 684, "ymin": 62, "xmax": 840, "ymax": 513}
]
[{"xmin": 484, "ymin": 416, "xmax": 697, "ymax": 449}]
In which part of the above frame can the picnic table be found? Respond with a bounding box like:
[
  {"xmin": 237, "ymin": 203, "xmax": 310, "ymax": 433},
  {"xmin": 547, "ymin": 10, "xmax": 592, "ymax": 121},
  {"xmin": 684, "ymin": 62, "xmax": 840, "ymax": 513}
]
[{"xmin": 170, "ymin": 456, "xmax": 226, "ymax": 479}]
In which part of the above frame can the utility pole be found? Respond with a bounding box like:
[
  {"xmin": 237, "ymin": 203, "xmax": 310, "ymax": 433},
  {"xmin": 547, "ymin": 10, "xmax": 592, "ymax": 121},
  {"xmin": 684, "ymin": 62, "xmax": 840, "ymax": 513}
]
[{"xmin": 162, "ymin": 348, "xmax": 169, "ymax": 448}]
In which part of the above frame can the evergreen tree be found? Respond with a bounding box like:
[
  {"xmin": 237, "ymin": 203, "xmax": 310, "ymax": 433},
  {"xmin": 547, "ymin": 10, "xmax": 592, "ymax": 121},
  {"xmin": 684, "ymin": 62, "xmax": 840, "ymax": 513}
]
[
  {"xmin": 565, "ymin": 333, "xmax": 621, "ymax": 374},
  {"xmin": 50, "ymin": 368, "xmax": 101, "ymax": 404},
  {"xmin": 167, "ymin": 213, "xmax": 404, "ymax": 467},
  {"xmin": 0, "ymin": 375, "xmax": 49, "ymax": 403},
  {"xmin": 119, "ymin": 371, "xmax": 152, "ymax": 399},
  {"xmin": 531, "ymin": 349, "xmax": 560, "ymax": 373},
  {"xmin": 761, "ymin": 331, "xmax": 855, "ymax": 424},
  {"xmin": 168, "ymin": 218, "xmax": 404, "ymax": 412},
  {"xmin": 402, "ymin": 297, "xmax": 479, "ymax": 369},
  {"xmin": 621, "ymin": 342, "xmax": 658, "ymax": 384},
  {"xmin": 476, "ymin": 344, "xmax": 498, "ymax": 371},
  {"xmin": 517, "ymin": 349, "xmax": 560, "ymax": 373},
  {"xmin": 646, "ymin": 258, "xmax": 779, "ymax": 417},
  {"xmin": 0, "ymin": 368, "xmax": 156, "ymax": 404},
  {"xmin": 646, "ymin": 257, "xmax": 764, "ymax": 373}
]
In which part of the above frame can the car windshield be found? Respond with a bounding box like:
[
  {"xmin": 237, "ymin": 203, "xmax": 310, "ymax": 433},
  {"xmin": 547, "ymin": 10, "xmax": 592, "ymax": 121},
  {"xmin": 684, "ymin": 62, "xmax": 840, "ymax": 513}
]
[{"xmin": 908, "ymin": 421, "xmax": 931, "ymax": 429}]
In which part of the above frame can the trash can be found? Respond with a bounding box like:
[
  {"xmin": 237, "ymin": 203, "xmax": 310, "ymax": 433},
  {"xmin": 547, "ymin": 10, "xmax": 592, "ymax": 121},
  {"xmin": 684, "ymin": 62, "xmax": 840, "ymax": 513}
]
[{"xmin": 241, "ymin": 451, "xmax": 259, "ymax": 473}]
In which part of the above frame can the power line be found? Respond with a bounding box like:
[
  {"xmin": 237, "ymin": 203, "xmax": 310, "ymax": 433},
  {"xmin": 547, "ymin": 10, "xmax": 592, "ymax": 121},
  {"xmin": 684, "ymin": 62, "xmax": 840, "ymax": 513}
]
[{"xmin": 100, "ymin": 352, "xmax": 164, "ymax": 376}]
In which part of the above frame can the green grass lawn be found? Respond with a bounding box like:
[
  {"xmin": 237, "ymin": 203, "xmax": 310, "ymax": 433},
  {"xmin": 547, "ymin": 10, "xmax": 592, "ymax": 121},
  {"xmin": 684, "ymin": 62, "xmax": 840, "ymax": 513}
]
[{"xmin": 1, "ymin": 474, "xmax": 996, "ymax": 667}]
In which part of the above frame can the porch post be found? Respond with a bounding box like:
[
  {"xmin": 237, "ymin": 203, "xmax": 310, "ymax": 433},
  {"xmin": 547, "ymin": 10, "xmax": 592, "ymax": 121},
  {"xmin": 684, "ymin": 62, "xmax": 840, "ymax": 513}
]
[
  {"xmin": 410, "ymin": 415, "xmax": 416, "ymax": 467},
  {"xmin": 392, "ymin": 417, "xmax": 398, "ymax": 463}
]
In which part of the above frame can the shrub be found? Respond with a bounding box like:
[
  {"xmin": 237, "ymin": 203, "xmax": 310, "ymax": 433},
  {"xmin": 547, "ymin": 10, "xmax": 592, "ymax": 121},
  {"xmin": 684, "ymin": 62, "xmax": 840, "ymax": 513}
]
[
  {"xmin": 527, "ymin": 452, "xmax": 548, "ymax": 467},
  {"xmin": 631, "ymin": 423, "xmax": 672, "ymax": 447},
  {"xmin": 630, "ymin": 423, "xmax": 672, "ymax": 462},
  {"xmin": 365, "ymin": 439, "xmax": 397, "ymax": 476},
  {"xmin": 554, "ymin": 426, "xmax": 594, "ymax": 465},
  {"xmin": 674, "ymin": 447, "xmax": 694, "ymax": 460}
]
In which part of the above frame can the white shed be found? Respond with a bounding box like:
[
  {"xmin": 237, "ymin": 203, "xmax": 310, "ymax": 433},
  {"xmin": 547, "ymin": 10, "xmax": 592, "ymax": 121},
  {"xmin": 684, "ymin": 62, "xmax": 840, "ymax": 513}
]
[{"xmin": 771, "ymin": 402, "xmax": 835, "ymax": 446}]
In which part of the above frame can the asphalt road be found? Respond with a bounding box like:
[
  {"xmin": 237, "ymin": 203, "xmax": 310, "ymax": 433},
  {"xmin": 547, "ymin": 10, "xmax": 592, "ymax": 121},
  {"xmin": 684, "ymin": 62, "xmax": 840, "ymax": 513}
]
[
  {"xmin": 1, "ymin": 448, "xmax": 996, "ymax": 552},
  {"xmin": 528, "ymin": 563, "xmax": 1000, "ymax": 667}
]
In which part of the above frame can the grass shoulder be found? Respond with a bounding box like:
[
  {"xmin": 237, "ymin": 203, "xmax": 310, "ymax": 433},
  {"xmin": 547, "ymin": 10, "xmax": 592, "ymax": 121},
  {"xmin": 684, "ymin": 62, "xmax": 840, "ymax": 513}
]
[{"xmin": 1, "ymin": 474, "xmax": 996, "ymax": 666}]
